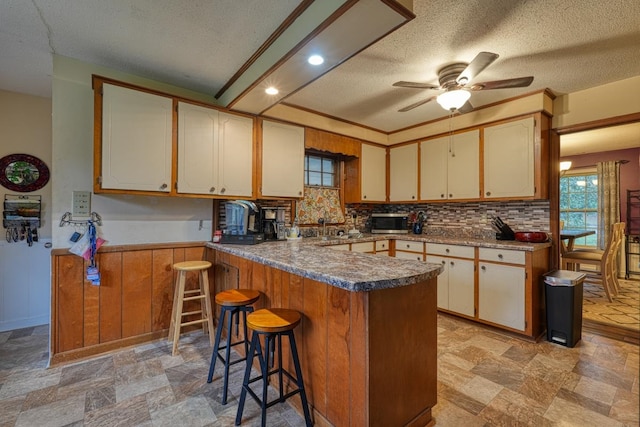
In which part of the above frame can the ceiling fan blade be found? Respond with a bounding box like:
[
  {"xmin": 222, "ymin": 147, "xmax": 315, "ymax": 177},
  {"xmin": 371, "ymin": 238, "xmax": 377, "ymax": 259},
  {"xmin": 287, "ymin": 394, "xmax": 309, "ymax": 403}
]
[
  {"xmin": 393, "ymin": 81, "xmax": 440, "ymax": 90},
  {"xmin": 470, "ymin": 76, "xmax": 534, "ymax": 90},
  {"xmin": 457, "ymin": 100, "xmax": 474, "ymax": 114},
  {"xmin": 398, "ymin": 96, "xmax": 436, "ymax": 112},
  {"xmin": 456, "ymin": 52, "xmax": 499, "ymax": 85}
]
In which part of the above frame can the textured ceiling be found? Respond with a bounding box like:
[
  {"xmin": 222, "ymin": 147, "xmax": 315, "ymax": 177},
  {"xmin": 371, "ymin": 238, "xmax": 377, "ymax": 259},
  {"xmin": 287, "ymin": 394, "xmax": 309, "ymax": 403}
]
[{"xmin": 1, "ymin": 0, "xmax": 639, "ymax": 150}]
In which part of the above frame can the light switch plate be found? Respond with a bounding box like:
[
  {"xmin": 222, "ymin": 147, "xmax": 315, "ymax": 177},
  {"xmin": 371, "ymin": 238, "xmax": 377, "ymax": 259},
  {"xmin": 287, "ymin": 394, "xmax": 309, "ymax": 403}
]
[{"xmin": 72, "ymin": 191, "xmax": 91, "ymax": 216}]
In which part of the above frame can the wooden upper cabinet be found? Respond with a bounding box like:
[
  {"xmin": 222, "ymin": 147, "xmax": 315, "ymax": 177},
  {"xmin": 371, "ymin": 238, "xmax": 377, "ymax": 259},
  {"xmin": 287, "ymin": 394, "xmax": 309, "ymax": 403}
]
[
  {"xmin": 420, "ymin": 130, "xmax": 479, "ymax": 201},
  {"xmin": 98, "ymin": 83, "xmax": 173, "ymax": 193},
  {"xmin": 305, "ymin": 127, "xmax": 359, "ymax": 157},
  {"xmin": 260, "ymin": 120, "xmax": 304, "ymax": 198},
  {"xmin": 484, "ymin": 116, "xmax": 542, "ymax": 199},
  {"xmin": 177, "ymin": 102, "xmax": 253, "ymax": 197},
  {"xmin": 389, "ymin": 143, "xmax": 418, "ymax": 202}
]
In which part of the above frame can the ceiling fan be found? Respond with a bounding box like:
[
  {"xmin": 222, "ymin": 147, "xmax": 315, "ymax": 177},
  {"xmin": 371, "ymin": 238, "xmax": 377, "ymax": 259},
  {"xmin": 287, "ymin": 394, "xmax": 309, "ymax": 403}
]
[{"xmin": 393, "ymin": 52, "xmax": 533, "ymax": 113}]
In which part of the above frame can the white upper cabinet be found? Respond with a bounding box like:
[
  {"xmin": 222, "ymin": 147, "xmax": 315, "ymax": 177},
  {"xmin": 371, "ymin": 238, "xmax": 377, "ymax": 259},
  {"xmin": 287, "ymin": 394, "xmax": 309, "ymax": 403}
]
[
  {"xmin": 360, "ymin": 143, "xmax": 387, "ymax": 202},
  {"xmin": 484, "ymin": 116, "xmax": 535, "ymax": 198},
  {"xmin": 101, "ymin": 83, "xmax": 173, "ymax": 192},
  {"xmin": 217, "ymin": 112, "xmax": 254, "ymax": 197},
  {"xmin": 177, "ymin": 102, "xmax": 217, "ymax": 195},
  {"xmin": 389, "ymin": 143, "xmax": 418, "ymax": 202},
  {"xmin": 420, "ymin": 130, "xmax": 479, "ymax": 200},
  {"xmin": 177, "ymin": 103, "xmax": 253, "ymax": 197},
  {"xmin": 261, "ymin": 120, "xmax": 304, "ymax": 198}
]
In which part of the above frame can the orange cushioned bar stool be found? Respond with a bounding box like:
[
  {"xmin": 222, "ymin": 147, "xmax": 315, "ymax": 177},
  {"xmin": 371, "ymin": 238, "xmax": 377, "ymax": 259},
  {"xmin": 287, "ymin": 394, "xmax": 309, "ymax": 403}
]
[
  {"xmin": 235, "ymin": 308, "xmax": 312, "ymax": 427},
  {"xmin": 168, "ymin": 260, "xmax": 214, "ymax": 356},
  {"xmin": 207, "ymin": 288, "xmax": 260, "ymax": 404}
]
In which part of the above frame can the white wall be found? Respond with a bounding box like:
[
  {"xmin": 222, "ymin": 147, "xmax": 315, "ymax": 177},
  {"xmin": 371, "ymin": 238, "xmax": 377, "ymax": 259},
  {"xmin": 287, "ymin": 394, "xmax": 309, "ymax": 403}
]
[
  {"xmin": 552, "ymin": 76, "xmax": 640, "ymax": 129},
  {"xmin": 0, "ymin": 89, "xmax": 52, "ymax": 238},
  {"xmin": 51, "ymin": 56, "xmax": 217, "ymax": 248},
  {"xmin": 0, "ymin": 239, "xmax": 51, "ymax": 331}
]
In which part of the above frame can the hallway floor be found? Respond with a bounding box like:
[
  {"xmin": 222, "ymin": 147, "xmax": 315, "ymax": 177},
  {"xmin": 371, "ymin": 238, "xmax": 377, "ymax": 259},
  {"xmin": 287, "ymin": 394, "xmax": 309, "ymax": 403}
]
[{"xmin": 1, "ymin": 315, "xmax": 638, "ymax": 426}]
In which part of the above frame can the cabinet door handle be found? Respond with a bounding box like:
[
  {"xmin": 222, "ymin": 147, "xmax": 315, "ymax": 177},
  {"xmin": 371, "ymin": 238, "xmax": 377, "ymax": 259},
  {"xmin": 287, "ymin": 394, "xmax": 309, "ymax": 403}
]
[
  {"xmin": 450, "ymin": 261, "xmax": 455, "ymax": 266},
  {"xmin": 210, "ymin": 187, "xmax": 216, "ymax": 193},
  {"xmin": 481, "ymin": 266, "xmax": 486, "ymax": 271},
  {"xmin": 449, "ymin": 194, "xmax": 453, "ymax": 198},
  {"xmin": 498, "ymin": 254, "xmax": 503, "ymax": 259},
  {"xmin": 486, "ymin": 191, "xmax": 491, "ymax": 196},
  {"xmin": 412, "ymin": 195, "xmax": 415, "ymax": 199},
  {"xmin": 160, "ymin": 183, "xmax": 168, "ymax": 190},
  {"xmin": 445, "ymin": 248, "xmax": 450, "ymax": 253},
  {"xmin": 441, "ymin": 194, "xmax": 445, "ymax": 198},
  {"xmin": 406, "ymin": 244, "xmax": 410, "ymax": 248},
  {"xmin": 441, "ymin": 260, "xmax": 446, "ymax": 265},
  {"xmin": 220, "ymin": 187, "xmax": 226, "ymax": 194},
  {"xmin": 298, "ymin": 191, "xmax": 303, "ymax": 196},
  {"xmin": 363, "ymin": 195, "xmax": 367, "ymax": 199}
]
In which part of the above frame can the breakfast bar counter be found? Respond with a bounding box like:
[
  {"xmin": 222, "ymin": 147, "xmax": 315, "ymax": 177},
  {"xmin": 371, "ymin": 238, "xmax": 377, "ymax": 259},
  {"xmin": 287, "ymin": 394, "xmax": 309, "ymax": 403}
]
[{"xmin": 205, "ymin": 239, "xmax": 442, "ymax": 427}]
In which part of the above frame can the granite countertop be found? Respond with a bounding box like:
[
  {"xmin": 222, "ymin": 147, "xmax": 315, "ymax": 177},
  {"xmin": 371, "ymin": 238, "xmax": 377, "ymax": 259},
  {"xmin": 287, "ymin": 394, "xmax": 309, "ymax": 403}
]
[
  {"xmin": 208, "ymin": 238, "xmax": 443, "ymax": 292},
  {"xmin": 208, "ymin": 233, "xmax": 550, "ymax": 292}
]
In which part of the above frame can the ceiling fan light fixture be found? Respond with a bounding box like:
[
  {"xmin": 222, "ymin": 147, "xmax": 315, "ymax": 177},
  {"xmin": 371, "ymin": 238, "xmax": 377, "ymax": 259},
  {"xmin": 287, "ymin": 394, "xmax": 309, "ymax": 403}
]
[{"xmin": 436, "ymin": 90, "xmax": 471, "ymax": 111}]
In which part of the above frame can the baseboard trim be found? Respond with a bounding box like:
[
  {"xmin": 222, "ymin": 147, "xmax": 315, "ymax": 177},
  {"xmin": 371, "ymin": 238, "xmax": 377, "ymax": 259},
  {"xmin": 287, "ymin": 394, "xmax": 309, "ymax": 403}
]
[{"xmin": 583, "ymin": 319, "xmax": 640, "ymax": 345}]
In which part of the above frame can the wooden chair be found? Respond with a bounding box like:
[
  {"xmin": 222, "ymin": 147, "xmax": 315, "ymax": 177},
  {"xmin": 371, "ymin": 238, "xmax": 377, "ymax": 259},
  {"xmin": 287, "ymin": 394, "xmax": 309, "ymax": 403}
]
[{"xmin": 561, "ymin": 222, "xmax": 625, "ymax": 302}]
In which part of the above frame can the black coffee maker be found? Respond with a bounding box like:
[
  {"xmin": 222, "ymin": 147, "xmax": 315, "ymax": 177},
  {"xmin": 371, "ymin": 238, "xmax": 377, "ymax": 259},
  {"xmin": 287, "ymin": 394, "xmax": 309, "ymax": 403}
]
[{"xmin": 261, "ymin": 207, "xmax": 286, "ymax": 240}]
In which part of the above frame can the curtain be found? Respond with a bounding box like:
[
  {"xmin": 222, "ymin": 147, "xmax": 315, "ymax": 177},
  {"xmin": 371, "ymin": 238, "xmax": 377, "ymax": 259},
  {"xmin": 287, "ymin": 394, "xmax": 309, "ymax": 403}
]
[{"xmin": 597, "ymin": 161, "xmax": 620, "ymax": 249}]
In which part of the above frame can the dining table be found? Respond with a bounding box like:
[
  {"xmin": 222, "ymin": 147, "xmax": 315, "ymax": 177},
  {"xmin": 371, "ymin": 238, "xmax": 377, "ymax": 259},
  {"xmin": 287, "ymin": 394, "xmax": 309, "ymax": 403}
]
[{"xmin": 560, "ymin": 229, "xmax": 596, "ymax": 254}]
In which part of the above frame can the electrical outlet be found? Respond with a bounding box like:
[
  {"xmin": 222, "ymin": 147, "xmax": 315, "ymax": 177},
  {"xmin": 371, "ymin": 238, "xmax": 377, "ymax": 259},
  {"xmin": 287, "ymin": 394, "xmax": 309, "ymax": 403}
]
[{"xmin": 72, "ymin": 191, "xmax": 91, "ymax": 216}]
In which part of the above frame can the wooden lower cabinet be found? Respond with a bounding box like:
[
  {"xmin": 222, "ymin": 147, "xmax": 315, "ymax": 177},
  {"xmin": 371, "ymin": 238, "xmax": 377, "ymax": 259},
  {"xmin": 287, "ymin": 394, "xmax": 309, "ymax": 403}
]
[
  {"xmin": 209, "ymin": 248, "xmax": 438, "ymax": 427},
  {"xmin": 51, "ymin": 242, "xmax": 207, "ymax": 364}
]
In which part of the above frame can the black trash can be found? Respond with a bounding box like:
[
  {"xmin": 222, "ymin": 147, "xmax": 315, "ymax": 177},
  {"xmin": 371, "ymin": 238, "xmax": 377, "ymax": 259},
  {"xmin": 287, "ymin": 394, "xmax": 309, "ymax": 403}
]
[{"xmin": 544, "ymin": 270, "xmax": 586, "ymax": 347}]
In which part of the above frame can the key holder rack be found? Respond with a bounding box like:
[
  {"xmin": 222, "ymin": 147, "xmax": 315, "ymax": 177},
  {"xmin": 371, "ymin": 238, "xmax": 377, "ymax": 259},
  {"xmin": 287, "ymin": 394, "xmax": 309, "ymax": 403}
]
[
  {"xmin": 4, "ymin": 194, "xmax": 42, "ymax": 245},
  {"xmin": 59, "ymin": 211, "xmax": 103, "ymax": 227}
]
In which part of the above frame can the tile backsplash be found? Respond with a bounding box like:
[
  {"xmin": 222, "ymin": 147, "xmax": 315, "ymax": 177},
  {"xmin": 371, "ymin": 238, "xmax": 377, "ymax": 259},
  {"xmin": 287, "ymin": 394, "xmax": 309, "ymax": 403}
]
[
  {"xmin": 346, "ymin": 200, "xmax": 550, "ymax": 239},
  {"xmin": 216, "ymin": 199, "xmax": 550, "ymax": 239}
]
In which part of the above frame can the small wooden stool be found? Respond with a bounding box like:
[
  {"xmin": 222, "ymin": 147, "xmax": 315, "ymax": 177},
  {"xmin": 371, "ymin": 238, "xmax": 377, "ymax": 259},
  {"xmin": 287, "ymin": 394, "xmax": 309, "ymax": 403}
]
[
  {"xmin": 168, "ymin": 260, "xmax": 214, "ymax": 356},
  {"xmin": 235, "ymin": 308, "xmax": 312, "ymax": 427},
  {"xmin": 207, "ymin": 288, "xmax": 260, "ymax": 404}
]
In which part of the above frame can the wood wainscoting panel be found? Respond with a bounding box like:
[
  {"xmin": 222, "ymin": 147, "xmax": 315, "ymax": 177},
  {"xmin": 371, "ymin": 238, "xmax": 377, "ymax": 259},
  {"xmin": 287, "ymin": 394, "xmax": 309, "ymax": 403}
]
[
  {"xmin": 302, "ymin": 277, "xmax": 328, "ymax": 416},
  {"xmin": 99, "ymin": 252, "xmax": 123, "ymax": 343},
  {"xmin": 122, "ymin": 250, "xmax": 153, "ymax": 338},
  {"xmin": 51, "ymin": 242, "xmax": 207, "ymax": 365},
  {"xmin": 56, "ymin": 254, "xmax": 85, "ymax": 353},
  {"xmin": 83, "ymin": 267, "xmax": 101, "ymax": 347},
  {"xmin": 151, "ymin": 249, "xmax": 174, "ymax": 332},
  {"xmin": 326, "ymin": 284, "xmax": 351, "ymax": 424}
]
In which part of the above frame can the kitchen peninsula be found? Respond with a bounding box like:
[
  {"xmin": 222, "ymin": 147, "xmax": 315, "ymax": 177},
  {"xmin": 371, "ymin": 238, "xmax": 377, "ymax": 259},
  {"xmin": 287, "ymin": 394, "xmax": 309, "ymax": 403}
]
[{"xmin": 206, "ymin": 238, "xmax": 443, "ymax": 427}]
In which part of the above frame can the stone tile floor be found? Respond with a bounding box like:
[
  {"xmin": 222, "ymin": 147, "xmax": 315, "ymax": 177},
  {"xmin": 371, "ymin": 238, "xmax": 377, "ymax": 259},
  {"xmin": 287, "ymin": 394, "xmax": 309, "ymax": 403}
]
[{"xmin": 1, "ymin": 314, "xmax": 638, "ymax": 426}]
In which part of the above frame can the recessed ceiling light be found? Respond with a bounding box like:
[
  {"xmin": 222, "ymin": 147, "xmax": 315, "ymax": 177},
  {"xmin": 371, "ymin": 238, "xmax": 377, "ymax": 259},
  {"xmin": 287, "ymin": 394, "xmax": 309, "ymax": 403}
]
[
  {"xmin": 265, "ymin": 87, "xmax": 279, "ymax": 95},
  {"xmin": 308, "ymin": 55, "xmax": 324, "ymax": 66}
]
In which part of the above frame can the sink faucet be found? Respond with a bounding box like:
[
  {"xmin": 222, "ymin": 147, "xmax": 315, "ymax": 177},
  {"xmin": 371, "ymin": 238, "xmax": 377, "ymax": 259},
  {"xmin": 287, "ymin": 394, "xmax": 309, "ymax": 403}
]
[{"xmin": 318, "ymin": 214, "xmax": 328, "ymax": 240}]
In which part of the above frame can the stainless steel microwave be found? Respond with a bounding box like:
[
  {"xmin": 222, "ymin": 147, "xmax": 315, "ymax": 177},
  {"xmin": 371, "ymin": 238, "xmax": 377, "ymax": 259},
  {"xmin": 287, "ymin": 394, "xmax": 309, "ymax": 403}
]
[{"xmin": 370, "ymin": 213, "xmax": 409, "ymax": 234}]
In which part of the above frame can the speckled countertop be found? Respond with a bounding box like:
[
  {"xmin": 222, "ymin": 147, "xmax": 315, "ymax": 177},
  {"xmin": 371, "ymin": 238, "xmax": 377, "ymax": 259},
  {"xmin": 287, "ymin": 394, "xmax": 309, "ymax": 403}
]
[{"xmin": 207, "ymin": 234, "xmax": 550, "ymax": 292}]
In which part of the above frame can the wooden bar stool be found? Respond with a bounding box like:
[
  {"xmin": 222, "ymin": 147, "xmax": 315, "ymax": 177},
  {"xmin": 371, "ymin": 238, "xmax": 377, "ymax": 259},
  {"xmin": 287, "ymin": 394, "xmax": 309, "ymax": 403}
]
[
  {"xmin": 168, "ymin": 260, "xmax": 214, "ymax": 356},
  {"xmin": 207, "ymin": 288, "xmax": 260, "ymax": 404},
  {"xmin": 235, "ymin": 308, "xmax": 312, "ymax": 427}
]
